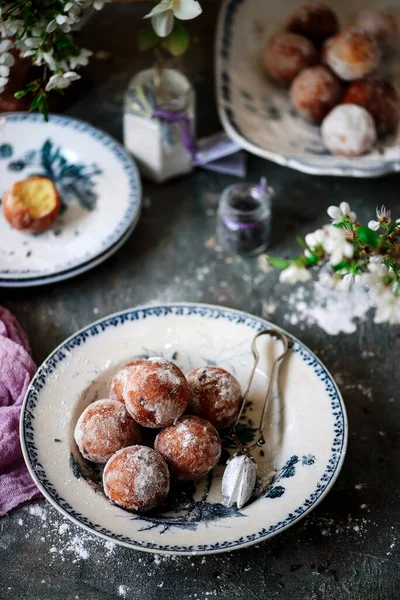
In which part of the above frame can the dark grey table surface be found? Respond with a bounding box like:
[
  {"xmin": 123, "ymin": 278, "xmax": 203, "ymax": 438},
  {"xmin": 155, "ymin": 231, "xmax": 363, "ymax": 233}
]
[{"xmin": 2, "ymin": 4, "xmax": 400, "ymax": 599}]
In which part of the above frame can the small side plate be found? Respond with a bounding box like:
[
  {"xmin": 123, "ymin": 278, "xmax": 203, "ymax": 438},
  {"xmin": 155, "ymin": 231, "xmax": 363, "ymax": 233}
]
[{"xmin": 0, "ymin": 113, "xmax": 141, "ymax": 281}]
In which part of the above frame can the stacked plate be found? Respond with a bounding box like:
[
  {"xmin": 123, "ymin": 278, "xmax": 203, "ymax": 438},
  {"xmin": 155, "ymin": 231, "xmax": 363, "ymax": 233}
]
[{"xmin": 0, "ymin": 113, "xmax": 142, "ymax": 287}]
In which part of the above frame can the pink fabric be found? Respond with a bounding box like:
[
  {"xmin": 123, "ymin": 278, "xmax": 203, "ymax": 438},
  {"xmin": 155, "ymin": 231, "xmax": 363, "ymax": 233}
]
[{"xmin": 0, "ymin": 306, "xmax": 41, "ymax": 516}]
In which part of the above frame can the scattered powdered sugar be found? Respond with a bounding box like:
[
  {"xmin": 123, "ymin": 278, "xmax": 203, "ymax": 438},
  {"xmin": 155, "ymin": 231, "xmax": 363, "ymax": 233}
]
[
  {"xmin": 28, "ymin": 505, "xmax": 47, "ymax": 520},
  {"xmin": 283, "ymin": 282, "xmax": 371, "ymax": 335},
  {"xmin": 118, "ymin": 585, "xmax": 129, "ymax": 597},
  {"xmin": 306, "ymin": 513, "xmax": 371, "ymax": 538},
  {"xmin": 22, "ymin": 502, "xmax": 117, "ymax": 563}
]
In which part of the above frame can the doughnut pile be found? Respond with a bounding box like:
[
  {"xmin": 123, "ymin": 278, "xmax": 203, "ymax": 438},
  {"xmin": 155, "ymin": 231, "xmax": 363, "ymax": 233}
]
[
  {"xmin": 74, "ymin": 357, "xmax": 243, "ymax": 512},
  {"xmin": 263, "ymin": 3, "xmax": 400, "ymax": 156}
]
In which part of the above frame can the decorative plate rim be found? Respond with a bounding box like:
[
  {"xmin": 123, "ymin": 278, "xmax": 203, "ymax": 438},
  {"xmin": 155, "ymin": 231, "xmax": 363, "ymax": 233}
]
[
  {"xmin": 0, "ymin": 112, "xmax": 142, "ymax": 280},
  {"xmin": 20, "ymin": 303, "xmax": 348, "ymax": 555},
  {"xmin": 0, "ymin": 218, "xmax": 135, "ymax": 288},
  {"xmin": 215, "ymin": 0, "xmax": 400, "ymax": 178}
]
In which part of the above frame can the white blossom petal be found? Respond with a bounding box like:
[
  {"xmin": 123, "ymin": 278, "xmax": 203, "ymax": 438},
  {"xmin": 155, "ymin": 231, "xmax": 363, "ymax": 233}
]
[
  {"xmin": 0, "ymin": 40, "xmax": 12, "ymax": 53},
  {"xmin": 339, "ymin": 201, "xmax": 350, "ymax": 216},
  {"xmin": 173, "ymin": 0, "xmax": 202, "ymax": 20},
  {"xmin": 327, "ymin": 206, "xmax": 342, "ymax": 220},
  {"xmin": 368, "ymin": 220, "xmax": 380, "ymax": 231},
  {"xmin": 279, "ymin": 265, "xmax": 311, "ymax": 285},
  {"xmin": 319, "ymin": 273, "xmax": 336, "ymax": 289},
  {"xmin": 144, "ymin": 0, "xmax": 173, "ymax": 19},
  {"xmin": 42, "ymin": 52, "xmax": 57, "ymax": 71},
  {"xmin": 93, "ymin": 0, "xmax": 108, "ymax": 9},
  {"xmin": 0, "ymin": 53, "xmax": 15, "ymax": 67},
  {"xmin": 343, "ymin": 243, "xmax": 354, "ymax": 259},
  {"xmin": 305, "ymin": 228, "xmax": 326, "ymax": 249},
  {"xmin": 46, "ymin": 20, "xmax": 57, "ymax": 33},
  {"xmin": 151, "ymin": 10, "xmax": 174, "ymax": 37},
  {"xmin": 0, "ymin": 65, "xmax": 10, "ymax": 77}
]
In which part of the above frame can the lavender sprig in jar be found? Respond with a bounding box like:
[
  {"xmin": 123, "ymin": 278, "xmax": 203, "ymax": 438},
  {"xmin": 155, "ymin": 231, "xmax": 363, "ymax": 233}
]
[{"xmin": 217, "ymin": 179, "xmax": 272, "ymax": 256}]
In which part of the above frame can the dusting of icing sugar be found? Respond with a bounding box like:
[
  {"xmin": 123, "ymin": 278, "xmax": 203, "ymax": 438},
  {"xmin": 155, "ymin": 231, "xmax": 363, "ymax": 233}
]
[
  {"xmin": 118, "ymin": 585, "xmax": 129, "ymax": 597},
  {"xmin": 74, "ymin": 399, "xmax": 140, "ymax": 463},
  {"xmin": 283, "ymin": 282, "xmax": 370, "ymax": 335},
  {"xmin": 23, "ymin": 502, "xmax": 117, "ymax": 563},
  {"xmin": 187, "ymin": 367, "xmax": 242, "ymax": 423},
  {"xmin": 122, "ymin": 358, "xmax": 187, "ymax": 427},
  {"xmin": 103, "ymin": 446, "xmax": 169, "ymax": 510}
]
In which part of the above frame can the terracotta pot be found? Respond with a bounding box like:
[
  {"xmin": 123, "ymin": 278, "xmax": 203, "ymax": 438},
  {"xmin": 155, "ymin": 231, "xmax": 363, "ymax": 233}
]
[{"xmin": 0, "ymin": 50, "xmax": 81, "ymax": 114}]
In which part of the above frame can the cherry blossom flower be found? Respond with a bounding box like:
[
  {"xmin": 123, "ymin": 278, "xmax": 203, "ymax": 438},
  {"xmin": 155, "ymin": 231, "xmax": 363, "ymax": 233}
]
[
  {"xmin": 45, "ymin": 71, "xmax": 80, "ymax": 91},
  {"xmin": 324, "ymin": 227, "xmax": 354, "ymax": 266},
  {"xmin": 144, "ymin": 0, "xmax": 202, "ymax": 38},
  {"xmin": 327, "ymin": 202, "xmax": 357, "ymax": 224}
]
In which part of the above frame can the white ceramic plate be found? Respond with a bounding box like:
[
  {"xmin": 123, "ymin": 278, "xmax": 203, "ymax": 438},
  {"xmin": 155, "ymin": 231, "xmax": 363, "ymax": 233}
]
[
  {"xmin": 0, "ymin": 113, "xmax": 141, "ymax": 281},
  {"xmin": 216, "ymin": 0, "xmax": 400, "ymax": 177},
  {"xmin": 21, "ymin": 304, "xmax": 347, "ymax": 555},
  {"xmin": 0, "ymin": 218, "xmax": 135, "ymax": 288}
]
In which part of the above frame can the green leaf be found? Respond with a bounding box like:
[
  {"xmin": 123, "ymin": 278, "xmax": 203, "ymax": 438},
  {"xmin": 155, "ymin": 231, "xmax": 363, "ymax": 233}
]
[
  {"xmin": 137, "ymin": 25, "xmax": 160, "ymax": 52},
  {"xmin": 14, "ymin": 89, "xmax": 29, "ymax": 99},
  {"xmin": 161, "ymin": 20, "xmax": 191, "ymax": 57},
  {"xmin": 266, "ymin": 257, "xmax": 291, "ymax": 270},
  {"xmin": 387, "ymin": 220, "xmax": 400, "ymax": 235},
  {"xmin": 357, "ymin": 226, "xmax": 379, "ymax": 247},
  {"xmin": 332, "ymin": 261, "xmax": 351, "ymax": 272},
  {"xmin": 296, "ymin": 236, "xmax": 309, "ymax": 250},
  {"xmin": 393, "ymin": 280, "xmax": 400, "ymax": 296}
]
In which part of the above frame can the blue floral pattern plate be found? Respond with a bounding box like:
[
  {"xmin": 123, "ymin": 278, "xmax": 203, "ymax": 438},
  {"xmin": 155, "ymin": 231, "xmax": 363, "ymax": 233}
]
[
  {"xmin": 20, "ymin": 304, "xmax": 347, "ymax": 555},
  {"xmin": 0, "ymin": 113, "xmax": 141, "ymax": 283},
  {"xmin": 216, "ymin": 0, "xmax": 400, "ymax": 177}
]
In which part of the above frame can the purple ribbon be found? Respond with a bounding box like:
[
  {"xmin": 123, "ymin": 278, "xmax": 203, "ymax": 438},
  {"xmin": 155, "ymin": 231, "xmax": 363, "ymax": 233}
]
[
  {"xmin": 153, "ymin": 109, "xmax": 196, "ymax": 159},
  {"xmin": 221, "ymin": 214, "xmax": 264, "ymax": 230}
]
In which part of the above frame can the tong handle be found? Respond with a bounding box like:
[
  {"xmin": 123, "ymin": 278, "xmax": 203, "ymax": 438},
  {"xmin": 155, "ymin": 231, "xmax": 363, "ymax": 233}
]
[{"xmin": 228, "ymin": 328, "xmax": 291, "ymax": 453}]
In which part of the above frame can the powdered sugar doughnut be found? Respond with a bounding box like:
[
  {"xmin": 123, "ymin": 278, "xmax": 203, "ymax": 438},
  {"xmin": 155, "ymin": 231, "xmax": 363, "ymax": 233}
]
[
  {"xmin": 110, "ymin": 362, "xmax": 136, "ymax": 403},
  {"xmin": 321, "ymin": 104, "xmax": 377, "ymax": 157},
  {"xmin": 74, "ymin": 399, "xmax": 141, "ymax": 463},
  {"xmin": 155, "ymin": 416, "xmax": 221, "ymax": 481},
  {"xmin": 264, "ymin": 32, "xmax": 318, "ymax": 86},
  {"xmin": 121, "ymin": 357, "xmax": 189, "ymax": 428},
  {"xmin": 290, "ymin": 65, "xmax": 343, "ymax": 123},
  {"xmin": 353, "ymin": 9, "xmax": 397, "ymax": 54},
  {"xmin": 186, "ymin": 366, "xmax": 242, "ymax": 430},
  {"xmin": 322, "ymin": 29, "xmax": 381, "ymax": 81},
  {"xmin": 286, "ymin": 2, "xmax": 339, "ymax": 47},
  {"xmin": 344, "ymin": 79, "xmax": 400, "ymax": 136},
  {"xmin": 103, "ymin": 445, "xmax": 169, "ymax": 511}
]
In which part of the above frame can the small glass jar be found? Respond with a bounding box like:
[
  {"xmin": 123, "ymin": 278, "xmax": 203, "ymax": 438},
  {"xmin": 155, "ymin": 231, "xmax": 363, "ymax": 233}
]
[
  {"xmin": 123, "ymin": 68, "xmax": 195, "ymax": 183},
  {"xmin": 217, "ymin": 181, "xmax": 272, "ymax": 256}
]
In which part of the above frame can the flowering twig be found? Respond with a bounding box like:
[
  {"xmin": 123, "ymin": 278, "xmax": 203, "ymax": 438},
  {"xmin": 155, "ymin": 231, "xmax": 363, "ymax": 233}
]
[
  {"xmin": 0, "ymin": 0, "xmax": 109, "ymax": 119},
  {"xmin": 267, "ymin": 203, "xmax": 400, "ymax": 324}
]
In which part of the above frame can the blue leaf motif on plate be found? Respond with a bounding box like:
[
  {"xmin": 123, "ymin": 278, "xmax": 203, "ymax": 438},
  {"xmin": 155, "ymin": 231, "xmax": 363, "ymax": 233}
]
[
  {"xmin": 7, "ymin": 138, "xmax": 102, "ymax": 212},
  {"xmin": 264, "ymin": 454, "xmax": 315, "ymax": 500},
  {"xmin": 0, "ymin": 143, "xmax": 12, "ymax": 159}
]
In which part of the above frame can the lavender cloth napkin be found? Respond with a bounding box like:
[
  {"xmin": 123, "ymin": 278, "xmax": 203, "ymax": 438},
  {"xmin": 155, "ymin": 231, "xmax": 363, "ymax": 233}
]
[{"xmin": 0, "ymin": 306, "xmax": 41, "ymax": 516}]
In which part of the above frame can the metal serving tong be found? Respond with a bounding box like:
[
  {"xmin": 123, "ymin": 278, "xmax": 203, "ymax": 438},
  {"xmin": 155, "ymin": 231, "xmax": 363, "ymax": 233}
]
[{"xmin": 222, "ymin": 328, "xmax": 292, "ymax": 509}]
